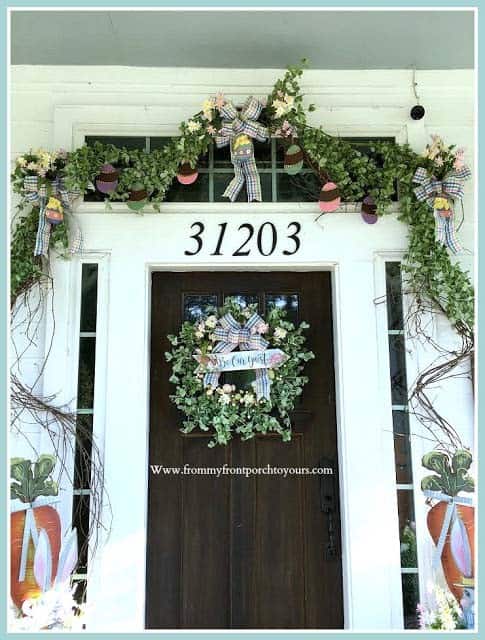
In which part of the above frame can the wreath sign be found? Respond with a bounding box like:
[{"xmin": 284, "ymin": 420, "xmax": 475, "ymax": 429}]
[{"xmin": 165, "ymin": 298, "xmax": 314, "ymax": 447}]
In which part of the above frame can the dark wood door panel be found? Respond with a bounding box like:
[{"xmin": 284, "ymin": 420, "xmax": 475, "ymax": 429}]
[{"xmin": 146, "ymin": 271, "xmax": 343, "ymax": 629}]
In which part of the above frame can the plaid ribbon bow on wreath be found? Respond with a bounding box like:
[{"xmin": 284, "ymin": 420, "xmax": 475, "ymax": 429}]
[
  {"xmin": 23, "ymin": 176, "xmax": 82, "ymax": 257},
  {"xmin": 215, "ymin": 96, "xmax": 268, "ymax": 202},
  {"xmin": 203, "ymin": 312, "xmax": 272, "ymax": 400},
  {"xmin": 413, "ymin": 165, "xmax": 471, "ymax": 254}
]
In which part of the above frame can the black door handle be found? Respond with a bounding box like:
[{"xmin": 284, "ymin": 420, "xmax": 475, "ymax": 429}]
[{"xmin": 319, "ymin": 457, "xmax": 339, "ymax": 560}]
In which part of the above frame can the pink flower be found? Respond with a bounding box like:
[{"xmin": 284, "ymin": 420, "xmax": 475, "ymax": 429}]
[
  {"xmin": 207, "ymin": 125, "xmax": 217, "ymax": 136},
  {"xmin": 281, "ymin": 120, "xmax": 294, "ymax": 138},
  {"xmin": 215, "ymin": 92, "xmax": 225, "ymax": 110},
  {"xmin": 255, "ymin": 322, "xmax": 269, "ymax": 335}
]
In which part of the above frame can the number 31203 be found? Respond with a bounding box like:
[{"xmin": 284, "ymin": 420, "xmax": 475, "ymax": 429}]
[{"xmin": 184, "ymin": 221, "xmax": 301, "ymax": 257}]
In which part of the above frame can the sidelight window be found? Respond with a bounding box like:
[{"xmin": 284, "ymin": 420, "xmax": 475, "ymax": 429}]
[
  {"xmin": 71, "ymin": 263, "xmax": 99, "ymax": 603},
  {"xmin": 385, "ymin": 262, "xmax": 420, "ymax": 629}
]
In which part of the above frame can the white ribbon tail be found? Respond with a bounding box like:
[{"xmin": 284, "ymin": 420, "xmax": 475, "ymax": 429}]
[
  {"xmin": 423, "ymin": 490, "xmax": 473, "ymax": 569},
  {"xmin": 19, "ymin": 507, "xmax": 39, "ymax": 582}
]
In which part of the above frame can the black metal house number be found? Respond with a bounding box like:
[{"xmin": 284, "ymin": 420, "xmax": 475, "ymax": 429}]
[{"xmin": 184, "ymin": 221, "xmax": 301, "ymax": 257}]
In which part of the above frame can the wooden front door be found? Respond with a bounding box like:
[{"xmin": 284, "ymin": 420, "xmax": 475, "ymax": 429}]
[{"xmin": 146, "ymin": 272, "xmax": 343, "ymax": 629}]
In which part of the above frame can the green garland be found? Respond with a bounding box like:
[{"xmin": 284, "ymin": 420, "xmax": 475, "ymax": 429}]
[
  {"xmin": 10, "ymin": 60, "xmax": 474, "ymax": 334},
  {"xmin": 165, "ymin": 297, "xmax": 314, "ymax": 446}
]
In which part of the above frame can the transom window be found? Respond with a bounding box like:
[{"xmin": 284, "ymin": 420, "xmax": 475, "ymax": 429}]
[{"xmin": 84, "ymin": 135, "xmax": 395, "ymax": 203}]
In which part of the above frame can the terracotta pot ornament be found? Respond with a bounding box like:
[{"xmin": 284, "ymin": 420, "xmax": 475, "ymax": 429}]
[
  {"xmin": 361, "ymin": 195, "xmax": 378, "ymax": 224},
  {"xmin": 284, "ymin": 144, "xmax": 304, "ymax": 175},
  {"xmin": 177, "ymin": 163, "xmax": 198, "ymax": 185},
  {"xmin": 95, "ymin": 163, "xmax": 119, "ymax": 194},
  {"xmin": 318, "ymin": 181, "xmax": 340, "ymax": 213},
  {"xmin": 127, "ymin": 183, "xmax": 148, "ymax": 211}
]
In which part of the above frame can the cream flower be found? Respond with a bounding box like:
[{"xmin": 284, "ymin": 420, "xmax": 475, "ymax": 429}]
[
  {"xmin": 205, "ymin": 315, "xmax": 217, "ymax": 328},
  {"xmin": 273, "ymin": 100, "xmax": 287, "ymax": 118},
  {"xmin": 222, "ymin": 383, "xmax": 233, "ymax": 394},
  {"xmin": 284, "ymin": 94, "xmax": 295, "ymax": 108},
  {"xmin": 195, "ymin": 330, "xmax": 204, "ymax": 339},
  {"xmin": 187, "ymin": 120, "xmax": 201, "ymax": 133},
  {"xmin": 274, "ymin": 327, "xmax": 287, "ymax": 340},
  {"xmin": 16, "ymin": 156, "xmax": 27, "ymax": 167}
]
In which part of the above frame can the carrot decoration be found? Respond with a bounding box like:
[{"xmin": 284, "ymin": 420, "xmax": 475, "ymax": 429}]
[
  {"xmin": 421, "ymin": 449, "xmax": 474, "ymax": 605},
  {"xmin": 10, "ymin": 455, "xmax": 62, "ymax": 610}
]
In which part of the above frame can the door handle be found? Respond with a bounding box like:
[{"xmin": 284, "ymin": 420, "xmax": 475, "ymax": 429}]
[{"xmin": 319, "ymin": 457, "xmax": 339, "ymax": 561}]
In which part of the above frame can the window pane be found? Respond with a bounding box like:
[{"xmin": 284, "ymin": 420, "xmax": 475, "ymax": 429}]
[
  {"xmin": 253, "ymin": 140, "xmax": 272, "ymax": 167},
  {"xmin": 277, "ymin": 172, "xmax": 320, "ymax": 202},
  {"xmin": 389, "ymin": 335, "xmax": 408, "ymax": 404},
  {"xmin": 397, "ymin": 490, "xmax": 418, "ymax": 568},
  {"xmin": 74, "ymin": 415, "xmax": 93, "ymax": 490},
  {"xmin": 72, "ymin": 494, "xmax": 90, "ymax": 573},
  {"xmin": 165, "ymin": 173, "xmax": 209, "ymax": 202},
  {"xmin": 266, "ymin": 293, "xmax": 299, "ymax": 325},
  {"xmin": 77, "ymin": 337, "xmax": 96, "ymax": 409},
  {"xmin": 213, "ymin": 143, "xmax": 233, "ymax": 168},
  {"xmin": 214, "ymin": 173, "xmax": 272, "ymax": 202},
  {"xmin": 386, "ymin": 262, "xmax": 404, "ymax": 330},
  {"xmin": 224, "ymin": 294, "xmax": 259, "ymax": 309},
  {"xmin": 401, "ymin": 573, "xmax": 420, "ymax": 629},
  {"xmin": 393, "ymin": 411, "xmax": 413, "ymax": 484},
  {"xmin": 73, "ymin": 579, "xmax": 87, "ymax": 605},
  {"xmin": 150, "ymin": 137, "xmax": 209, "ymax": 167},
  {"xmin": 80, "ymin": 264, "xmax": 98, "ymax": 333},
  {"xmin": 183, "ymin": 294, "xmax": 218, "ymax": 322},
  {"xmin": 85, "ymin": 135, "xmax": 146, "ymax": 150}
]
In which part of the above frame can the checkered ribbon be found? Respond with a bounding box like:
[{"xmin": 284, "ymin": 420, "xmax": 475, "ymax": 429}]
[
  {"xmin": 423, "ymin": 490, "xmax": 473, "ymax": 570},
  {"xmin": 203, "ymin": 312, "xmax": 272, "ymax": 400},
  {"xmin": 23, "ymin": 176, "xmax": 82, "ymax": 257},
  {"xmin": 413, "ymin": 166, "xmax": 471, "ymax": 254},
  {"xmin": 215, "ymin": 96, "xmax": 268, "ymax": 202}
]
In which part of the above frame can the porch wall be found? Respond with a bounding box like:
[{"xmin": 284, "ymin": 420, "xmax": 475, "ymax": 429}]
[{"xmin": 10, "ymin": 65, "xmax": 475, "ymax": 631}]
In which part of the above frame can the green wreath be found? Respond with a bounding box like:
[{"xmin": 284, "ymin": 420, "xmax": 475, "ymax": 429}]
[{"xmin": 165, "ymin": 297, "xmax": 314, "ymax": 447}]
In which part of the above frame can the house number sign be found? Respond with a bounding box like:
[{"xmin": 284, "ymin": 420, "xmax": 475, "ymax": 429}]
[{"xmin": 184, "ymin": 221, "xmax": 302, "ymax": 257}]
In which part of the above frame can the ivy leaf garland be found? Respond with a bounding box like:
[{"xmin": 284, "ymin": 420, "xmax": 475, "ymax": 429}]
[
  {"xmin": 165, "ymin": 298, "xmax": 314, "ymax": 447},
  {"xmin": 10, "ymin": 60, "xmax": 474, "ymax": 337}
]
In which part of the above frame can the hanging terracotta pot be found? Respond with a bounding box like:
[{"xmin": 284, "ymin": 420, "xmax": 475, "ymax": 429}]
[
  {"xmin": 427, "ymin": 502, "xmax": 475, "ymax": 602},
  {"xmin": 95, "ymin": 163, "xmax": 120, "ymax": 194},
  {"xmin": 127, "ymin": 183, "xmax": 148, "ymax": 212},
  {"xmin": 284, "ymin": 144, "xmax": 304, "ymax": 175},
  {"xmin": 318, "ymin": 181, "xmax": 340, "ymax": 213},
  {"xmin": 10, "ymin": 504, "xmax": 61, "ymax": 609},
  {"xmin": 177, "ymin": 163, "xmax": 198, "ymax": 185},
  {"xmin": 361, "ymin": 195, "xmax": 378, "ymax": 224}
]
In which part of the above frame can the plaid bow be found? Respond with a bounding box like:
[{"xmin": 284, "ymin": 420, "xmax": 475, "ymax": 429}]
[
  {"xmin": 23, "ymin": 176, "xmax": 83, "ymax": 257},
  {"xmin": 203, "ymin": 312, "xmax": 272, "ymax": 400},
  {"xmin": 413, "ymin": 166, "xmax": 471, "ymax": 207},
  {"xmin": 413, "ymin": 166, "xmax": 471, "ymax": 254},
  {"xmin": 215, "ymin": 96, "xmax": 268, "ymax": 202}
]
